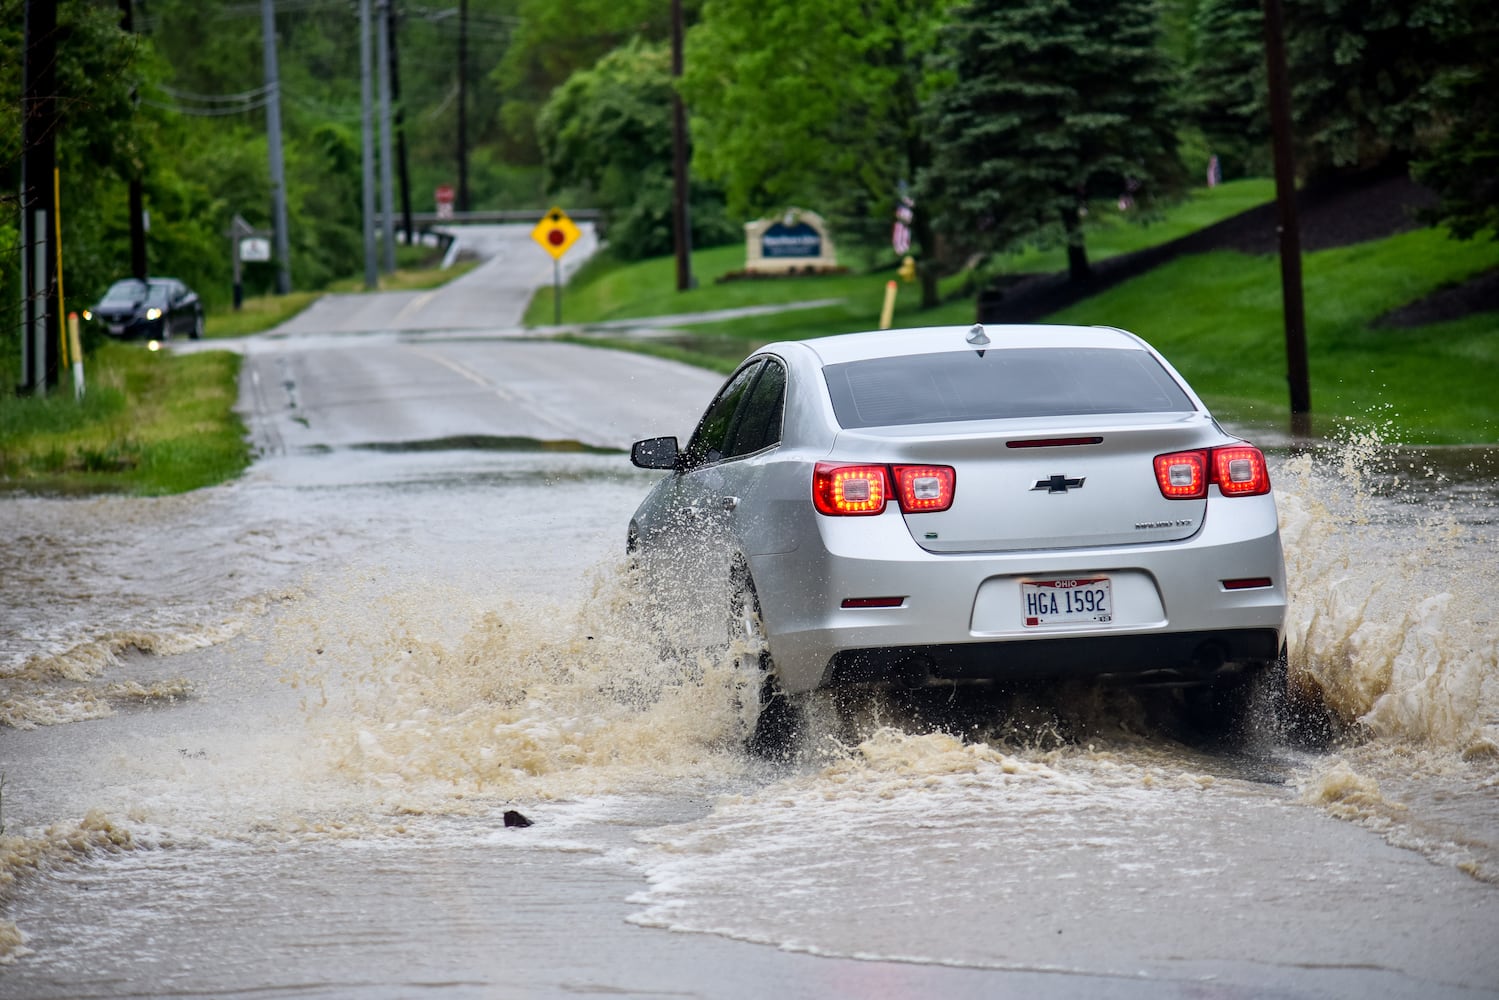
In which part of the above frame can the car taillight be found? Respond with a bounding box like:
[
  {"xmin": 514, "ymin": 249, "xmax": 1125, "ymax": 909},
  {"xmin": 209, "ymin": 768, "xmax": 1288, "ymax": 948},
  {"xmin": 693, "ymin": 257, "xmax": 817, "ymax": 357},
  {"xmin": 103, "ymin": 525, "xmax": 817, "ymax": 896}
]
[
  {"xmin": 814, "ymin": 463, "xmax": 889, "ymax": 515},
  {"xmin": 892, "ymin": 465, "xmax": 956, "ymax": 512},
  {"xmin": 813, "ymin": 463, "xmax": 957, "ymax": 515},
  {"xmin": 1154, "ymin": 445, "xmax": 1270, "ymax": 499},
  {"xmin": 1155, "ymin": 450, "xmax": 1208, "ymax": 498},
  {"xmin": 1211, "ymin": 445, "xmax": 1271, "ymax": 496}
]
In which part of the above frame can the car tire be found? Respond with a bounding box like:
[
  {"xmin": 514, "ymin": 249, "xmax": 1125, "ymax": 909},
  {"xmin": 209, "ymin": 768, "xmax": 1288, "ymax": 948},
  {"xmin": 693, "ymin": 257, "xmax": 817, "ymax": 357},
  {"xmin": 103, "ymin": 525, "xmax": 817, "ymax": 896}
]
[
  {"xmin": 729, "ymin": 563, "xmax": 801, "ymax": 759},
  {"xmin": 190, "ymin": 310, "xmax": 203, "ymax": 340}
]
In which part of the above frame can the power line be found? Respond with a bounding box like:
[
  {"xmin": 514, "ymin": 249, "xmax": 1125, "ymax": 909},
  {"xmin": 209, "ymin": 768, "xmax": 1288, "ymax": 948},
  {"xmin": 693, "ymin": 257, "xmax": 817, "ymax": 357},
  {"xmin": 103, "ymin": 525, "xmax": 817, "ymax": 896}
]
[
  {"xmin": 156, "ymin": 82, "xmax": 274, "ymax": 103},
  {"xmin": 141, "ymin": 94, "xmax": 272, "ymax": 115}
]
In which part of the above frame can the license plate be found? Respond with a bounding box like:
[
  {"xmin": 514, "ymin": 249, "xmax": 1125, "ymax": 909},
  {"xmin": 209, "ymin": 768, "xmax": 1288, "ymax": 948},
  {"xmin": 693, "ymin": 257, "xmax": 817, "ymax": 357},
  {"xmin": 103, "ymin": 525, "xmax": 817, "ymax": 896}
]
[
  {"xmin": 108, "ymin": 323, "xmax": 124, "ymax": 335},
  {"xmin": 1021, "ymin": 577, "xmax": 1112, "ymax": 627}
]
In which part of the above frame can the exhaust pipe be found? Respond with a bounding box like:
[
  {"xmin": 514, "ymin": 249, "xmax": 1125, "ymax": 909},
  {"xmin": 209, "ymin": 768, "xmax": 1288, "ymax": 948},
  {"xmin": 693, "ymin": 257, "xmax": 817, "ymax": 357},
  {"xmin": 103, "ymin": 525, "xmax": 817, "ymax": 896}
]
[
  {"xmin": 1192, "ymin": 642, "xmax": 1227, "ymax": 674},
  {"xmin": 892, "ymin": 656, "xmax": 934, "ymax": 690}
]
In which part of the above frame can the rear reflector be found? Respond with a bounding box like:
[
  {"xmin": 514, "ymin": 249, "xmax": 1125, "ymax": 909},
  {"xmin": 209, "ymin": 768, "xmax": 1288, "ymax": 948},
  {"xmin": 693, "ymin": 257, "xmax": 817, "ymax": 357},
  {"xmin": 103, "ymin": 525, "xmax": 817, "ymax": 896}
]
[
  {"xmin": 841, "ymin": 597, "xmax": 906, "ymax": 609},
  {"xmin": 1007, "ymin": 436, "xmax": 1104, "ymax": 449},
  {"xmin": 1222, "ymin": 577, "xmax": 1273, "ymax": 590}
]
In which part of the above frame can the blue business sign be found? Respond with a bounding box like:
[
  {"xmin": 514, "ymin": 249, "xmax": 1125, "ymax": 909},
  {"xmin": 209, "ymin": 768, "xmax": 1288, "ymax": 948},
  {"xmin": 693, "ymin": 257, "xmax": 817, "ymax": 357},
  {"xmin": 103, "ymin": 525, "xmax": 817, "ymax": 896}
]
[{"xmin": 761, "ymin": 221, "xmax": 822, "ymax": 259}]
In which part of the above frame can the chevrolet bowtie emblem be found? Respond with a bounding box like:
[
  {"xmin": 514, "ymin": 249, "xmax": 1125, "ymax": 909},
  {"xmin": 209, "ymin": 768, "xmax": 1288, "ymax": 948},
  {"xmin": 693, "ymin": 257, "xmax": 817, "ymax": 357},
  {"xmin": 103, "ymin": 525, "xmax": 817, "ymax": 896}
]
[{"xmin": 1032, "ymin": 475, "xmax": 1085, "ymax": 493}]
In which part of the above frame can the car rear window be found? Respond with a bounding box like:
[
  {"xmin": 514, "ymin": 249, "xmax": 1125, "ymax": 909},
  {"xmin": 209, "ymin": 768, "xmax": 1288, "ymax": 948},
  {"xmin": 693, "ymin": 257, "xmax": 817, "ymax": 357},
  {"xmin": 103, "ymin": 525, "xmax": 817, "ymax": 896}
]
[{"xmin": 822, "ymin": 348, "xmax": 1195, "ymax": 428}]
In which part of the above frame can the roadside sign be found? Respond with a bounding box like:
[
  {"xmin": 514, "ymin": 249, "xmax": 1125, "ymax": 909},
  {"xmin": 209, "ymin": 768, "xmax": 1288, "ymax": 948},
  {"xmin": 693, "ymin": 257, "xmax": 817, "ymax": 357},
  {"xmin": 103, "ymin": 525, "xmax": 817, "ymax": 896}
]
[
  {"xmin": 435, "ymin": 184, "xmax": 455, "ymax": 220},
  {"xmin": 532, "ymin": 206, "xmax": 581, "ymax": 260},
  {"xmin": 240, "ymin": 237, "xmax": 272, "ymax": 263}
]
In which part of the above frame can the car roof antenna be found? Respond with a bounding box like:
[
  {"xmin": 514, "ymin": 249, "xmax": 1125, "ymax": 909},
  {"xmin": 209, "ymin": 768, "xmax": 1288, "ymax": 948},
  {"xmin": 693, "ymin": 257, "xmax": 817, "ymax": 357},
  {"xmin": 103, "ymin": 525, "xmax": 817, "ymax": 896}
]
[{"xmin": 967, "ymin": 323, "xmax": 990, "ymax": 357}]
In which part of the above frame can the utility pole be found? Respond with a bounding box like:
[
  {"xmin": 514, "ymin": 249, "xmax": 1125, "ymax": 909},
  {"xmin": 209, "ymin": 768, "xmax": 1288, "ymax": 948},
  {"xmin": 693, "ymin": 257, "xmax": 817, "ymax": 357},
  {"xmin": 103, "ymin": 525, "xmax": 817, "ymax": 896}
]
[
  {"xmin": 670, "ymin": 0, "xmax": 694, "ymax": 291},
  {"xmin": 456, "ymin": 0, "xmax": 469, "ymax": 212},
  {"xmin": 261, "ymin": 0, "xmax": 292, "ymax": 294},
  {"xmin": 118, "ymin": 0, "xmax": 147, "ymax": 281},
  {"xmin": 1261, "ymin": 0, "xmax": 1311, "ymax": 436},
  {"xmin": 388, "ymin": 1, "xmax": 414, "ymax": 246},
  {"xmin": 376, "ymin": 0, "xmax": 396, "ymax": 272},
  {"xmin": 360, "ymin": 0, "xmax": 378, "ymax": 288},
  {"xmin": 20, "ymin": 0, "xmax": 59, "ymax": 394}
]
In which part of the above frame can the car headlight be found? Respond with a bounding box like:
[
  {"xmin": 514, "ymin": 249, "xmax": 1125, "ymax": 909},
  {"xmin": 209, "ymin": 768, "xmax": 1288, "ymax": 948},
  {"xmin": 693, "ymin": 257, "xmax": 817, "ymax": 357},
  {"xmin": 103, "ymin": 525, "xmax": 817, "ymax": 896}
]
[{"xmin": 146, "ymin": 308, "xmax": 162, "ymax": 321}]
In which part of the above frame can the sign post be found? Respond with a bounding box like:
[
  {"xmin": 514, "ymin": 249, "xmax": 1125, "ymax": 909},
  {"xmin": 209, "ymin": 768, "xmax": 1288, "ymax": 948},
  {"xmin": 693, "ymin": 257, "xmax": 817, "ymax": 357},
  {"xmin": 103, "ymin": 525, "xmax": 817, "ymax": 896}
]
[{"xmin": 530, "ymin": 206, "xmax": 582, "ymax": 325}]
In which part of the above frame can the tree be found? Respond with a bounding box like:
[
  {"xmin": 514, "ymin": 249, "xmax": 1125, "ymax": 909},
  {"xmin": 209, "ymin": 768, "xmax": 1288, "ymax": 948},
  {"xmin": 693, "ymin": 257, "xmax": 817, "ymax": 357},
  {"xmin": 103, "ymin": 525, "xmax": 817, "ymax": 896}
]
[
  {"xmin": 1410, "ymin": 0, "xmax": 1499, "ymax": 239},
  {"xmin": 536, "ymin": 40, "xmax": 735, "ymax": 259},
  {"xmin": 2, "ymin": 0, "xmax": 153, "ymax": 354},
  {"xmin": 1284, "ymin": 0, "xmax": 1467, "ymax": 176},
  {"xmin": 920, "ymin": 0, "xmax": 1189, "ymax": 284},
  {"xmin": 1185, "ymin": 0, "xmax": 1270, "ymax": 179},
  {"xmin": 491, "ymin": 0, "xmax": 678, "ymax": 167},
  {"xmin": 680, "ymin": 0, "xmax": 949, "ymax": 305}
]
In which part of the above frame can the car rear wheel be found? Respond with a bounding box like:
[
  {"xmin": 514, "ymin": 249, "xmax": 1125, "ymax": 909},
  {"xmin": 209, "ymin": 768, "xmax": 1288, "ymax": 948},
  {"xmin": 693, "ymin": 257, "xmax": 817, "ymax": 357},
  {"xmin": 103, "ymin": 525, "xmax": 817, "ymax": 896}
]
[
  {"xmin": 728, "ymin": 563, "xmax": 801, "ymax": 759},
  {"xmin": 190, "ymin": 310, "xmax": 203, "ymax": 340}
]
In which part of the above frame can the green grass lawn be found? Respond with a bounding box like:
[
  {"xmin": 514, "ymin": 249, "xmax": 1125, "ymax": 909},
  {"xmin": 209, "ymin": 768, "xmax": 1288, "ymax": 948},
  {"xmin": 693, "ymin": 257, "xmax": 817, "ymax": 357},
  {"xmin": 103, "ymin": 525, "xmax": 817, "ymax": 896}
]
[
  {"xmin": 0, "ymin": 246, "xmax": 478, "ymax": 495},
  {"xmin": 556, "ymin": 212, "xmax": 1499, "ymax": 443},
  {"xmin": 1046, "ymin": 229, "xmax": 1499, "ymax": 443},
  {"xmin": 527, "ymin": 179, "xmax": 1277, "ymax": 328},
  {"xmin": 0, "ymin": 342, "xmax": 249, "ymax": 495}
]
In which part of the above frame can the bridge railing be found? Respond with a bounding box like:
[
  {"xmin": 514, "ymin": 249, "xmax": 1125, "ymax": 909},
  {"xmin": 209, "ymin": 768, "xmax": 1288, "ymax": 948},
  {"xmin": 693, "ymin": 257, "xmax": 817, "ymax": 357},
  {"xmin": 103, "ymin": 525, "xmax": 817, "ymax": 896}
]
[{"xmin": 408, "ymin": 209, "xmax": 602, "ymax": 226}]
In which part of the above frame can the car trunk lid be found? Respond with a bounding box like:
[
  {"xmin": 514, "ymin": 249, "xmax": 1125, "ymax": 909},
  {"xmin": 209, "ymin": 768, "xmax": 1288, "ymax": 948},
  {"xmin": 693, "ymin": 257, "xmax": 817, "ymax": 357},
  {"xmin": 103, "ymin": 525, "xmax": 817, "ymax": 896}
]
[{"xmin": 832, "ymin": 415, "xmax": 1216, "ymax": 553}]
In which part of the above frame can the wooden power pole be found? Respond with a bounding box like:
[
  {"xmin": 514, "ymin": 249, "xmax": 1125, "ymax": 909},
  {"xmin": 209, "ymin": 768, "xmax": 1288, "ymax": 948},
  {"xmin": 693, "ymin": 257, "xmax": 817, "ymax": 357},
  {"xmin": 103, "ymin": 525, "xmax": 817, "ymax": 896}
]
[{"xmin": 1261, "ymin": 0, "xmax": 1311, "ymax": 436}]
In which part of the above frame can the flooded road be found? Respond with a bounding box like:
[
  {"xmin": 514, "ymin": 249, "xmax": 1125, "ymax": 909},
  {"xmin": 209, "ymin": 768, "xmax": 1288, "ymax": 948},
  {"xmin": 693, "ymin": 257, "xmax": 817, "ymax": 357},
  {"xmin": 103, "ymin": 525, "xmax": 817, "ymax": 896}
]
[{"xmin": 3, "ymin": 252, "xmax": 1498, "ymax": 996}]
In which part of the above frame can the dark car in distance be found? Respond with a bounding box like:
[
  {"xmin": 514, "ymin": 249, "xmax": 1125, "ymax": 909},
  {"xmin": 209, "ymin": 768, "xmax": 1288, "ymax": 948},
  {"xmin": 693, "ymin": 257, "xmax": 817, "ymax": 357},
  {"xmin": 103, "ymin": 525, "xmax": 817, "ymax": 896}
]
[{"xmin": 84, "ymin": 278, "xmax": 204, "ymax": 341}]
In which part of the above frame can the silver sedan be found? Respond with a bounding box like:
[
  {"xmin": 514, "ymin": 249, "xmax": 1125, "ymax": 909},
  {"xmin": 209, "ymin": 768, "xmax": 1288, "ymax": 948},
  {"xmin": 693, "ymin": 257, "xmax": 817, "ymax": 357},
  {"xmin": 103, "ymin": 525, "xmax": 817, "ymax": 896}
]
[{"xmin": 628, "ymin": 324, "xmax": 1287, "ymax": 752}]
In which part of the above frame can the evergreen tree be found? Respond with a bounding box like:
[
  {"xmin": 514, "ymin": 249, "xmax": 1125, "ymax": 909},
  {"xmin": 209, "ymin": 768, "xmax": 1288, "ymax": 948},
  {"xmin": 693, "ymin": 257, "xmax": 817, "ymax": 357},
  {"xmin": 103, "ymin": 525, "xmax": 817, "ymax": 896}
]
[
  {"xmin": 1185, "ymin": 0, "xmax": 1269, "ymax": 179},
  {"xmin": 1411, "ymin": 0, "xmax": 1499, "ymax": 240},
  {"xmin": 1284, "ymin": 0, "xmax": 1466, "ymax": 175},
  {"xmin": 920, "ymin": 0, "xmax": 1188, "ymax": 282}
]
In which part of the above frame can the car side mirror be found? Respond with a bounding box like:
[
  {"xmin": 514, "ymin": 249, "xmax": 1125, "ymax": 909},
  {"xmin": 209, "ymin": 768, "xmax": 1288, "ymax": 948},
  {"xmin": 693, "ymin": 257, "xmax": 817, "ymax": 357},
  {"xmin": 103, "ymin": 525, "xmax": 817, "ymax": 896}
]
[{"xmin": 631, "ymin": 436, "xmax": 681, "ymax": 470}]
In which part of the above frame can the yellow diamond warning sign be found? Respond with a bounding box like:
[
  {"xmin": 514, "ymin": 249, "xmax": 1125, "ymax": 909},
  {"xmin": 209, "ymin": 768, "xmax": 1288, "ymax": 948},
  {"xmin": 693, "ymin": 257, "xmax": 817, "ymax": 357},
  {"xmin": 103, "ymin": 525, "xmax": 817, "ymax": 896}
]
[{"xmin": 532, "ymin": 206, "xmax": 581, "ymax": 260}]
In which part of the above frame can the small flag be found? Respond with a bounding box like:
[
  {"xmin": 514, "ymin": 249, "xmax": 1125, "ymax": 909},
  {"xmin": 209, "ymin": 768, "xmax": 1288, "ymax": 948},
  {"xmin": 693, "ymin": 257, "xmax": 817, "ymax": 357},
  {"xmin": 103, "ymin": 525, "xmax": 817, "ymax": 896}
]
[{"xmin": 892, "ymin": 196, "xmax": 914, "ymax": 255}]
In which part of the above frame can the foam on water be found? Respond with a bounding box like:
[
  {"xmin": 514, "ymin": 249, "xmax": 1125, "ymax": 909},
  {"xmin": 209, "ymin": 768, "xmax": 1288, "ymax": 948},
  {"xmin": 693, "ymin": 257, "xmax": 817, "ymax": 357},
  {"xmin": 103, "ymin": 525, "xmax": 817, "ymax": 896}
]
[{"xmin": 279, "ymin": 560, "xmax": 761, "ymax": 812}]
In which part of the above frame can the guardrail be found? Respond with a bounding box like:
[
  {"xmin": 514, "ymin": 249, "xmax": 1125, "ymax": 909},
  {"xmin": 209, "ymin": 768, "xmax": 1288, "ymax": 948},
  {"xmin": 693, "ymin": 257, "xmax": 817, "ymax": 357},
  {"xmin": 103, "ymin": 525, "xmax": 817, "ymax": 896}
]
[{"xmin": 408, "ymin": 209, "xmax": 602, "ymax": 226}]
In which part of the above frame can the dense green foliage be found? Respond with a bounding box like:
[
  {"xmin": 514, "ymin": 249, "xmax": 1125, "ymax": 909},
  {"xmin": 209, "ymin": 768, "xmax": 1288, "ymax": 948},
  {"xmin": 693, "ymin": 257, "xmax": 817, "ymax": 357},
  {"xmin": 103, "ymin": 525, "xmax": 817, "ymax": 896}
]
[
  {"xmin": 920, "ymin": 0, "xmax": 1189, "ymax": 281},
  {"xmin": 1410, "ymin": 0, "xmax": 1499, "ymax": 240},
  {"xmin": 1283, "ymin": 0, "xmax": 1465, "ymax": 175},
  {"xmin": 536, "ymin": 40, "xmax": 736, "ymax": 259},
  {"xmin": 680, "ymin": 0, "xmax": 948, "ymax": 302},
  {"xmin": 1184, "ymin": 0, "xmax": 1270, "ymax": 179},
  {"xmin": 489, "ymin": 0, "xmax": 685, "ymax": 167},
  {"xmin": 5, "ymin": 0, "xmax": 1496, "ymax": 400}
]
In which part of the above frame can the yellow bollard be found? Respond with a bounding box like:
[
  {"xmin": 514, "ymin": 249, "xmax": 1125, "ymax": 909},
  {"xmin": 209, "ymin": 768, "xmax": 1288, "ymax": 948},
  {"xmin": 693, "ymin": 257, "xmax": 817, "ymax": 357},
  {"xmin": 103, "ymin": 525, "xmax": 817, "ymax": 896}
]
[
  {"xmin": 67, "ymin": 312, "xmax": 85, "ymax": 400},
  {"xmin": 878, "ymin": 279, "xmax": 897, "ymax": 330}
]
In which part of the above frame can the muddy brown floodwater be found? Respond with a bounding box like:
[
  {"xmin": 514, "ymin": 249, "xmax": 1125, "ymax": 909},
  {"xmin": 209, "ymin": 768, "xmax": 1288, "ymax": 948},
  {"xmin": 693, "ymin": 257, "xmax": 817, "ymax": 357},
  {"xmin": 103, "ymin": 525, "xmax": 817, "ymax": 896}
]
[{"xmin": 1, "ymin": 420, "xmax": 1497, "ymax": 998}]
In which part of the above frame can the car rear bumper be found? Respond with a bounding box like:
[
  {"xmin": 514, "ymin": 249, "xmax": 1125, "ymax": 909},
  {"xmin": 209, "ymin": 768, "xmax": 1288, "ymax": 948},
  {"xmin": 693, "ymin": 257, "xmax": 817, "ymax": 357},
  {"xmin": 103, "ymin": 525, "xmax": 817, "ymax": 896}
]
[
  {"xmin": 750, "ymin": 494, "xmax": 1287, "ymax": 693},
  {"xmin": 827, "ymin": 628, "xmax": 1282, "ymax": 688}
]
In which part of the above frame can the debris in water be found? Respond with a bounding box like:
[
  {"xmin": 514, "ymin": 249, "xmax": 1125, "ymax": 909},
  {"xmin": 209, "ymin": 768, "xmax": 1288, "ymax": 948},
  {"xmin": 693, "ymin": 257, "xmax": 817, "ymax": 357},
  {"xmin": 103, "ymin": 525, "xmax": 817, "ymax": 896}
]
[{"xmin": 503, "ymin": 810, "xmax": 533, "ymax": 828}]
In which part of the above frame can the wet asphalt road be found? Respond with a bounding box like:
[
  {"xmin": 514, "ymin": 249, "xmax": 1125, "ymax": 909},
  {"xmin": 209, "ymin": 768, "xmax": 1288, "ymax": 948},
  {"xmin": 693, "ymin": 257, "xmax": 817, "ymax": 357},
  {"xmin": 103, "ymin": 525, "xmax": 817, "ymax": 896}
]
[{"xmin": 4, "ymin": 225, "xmax": 1498, "ymax": 999}]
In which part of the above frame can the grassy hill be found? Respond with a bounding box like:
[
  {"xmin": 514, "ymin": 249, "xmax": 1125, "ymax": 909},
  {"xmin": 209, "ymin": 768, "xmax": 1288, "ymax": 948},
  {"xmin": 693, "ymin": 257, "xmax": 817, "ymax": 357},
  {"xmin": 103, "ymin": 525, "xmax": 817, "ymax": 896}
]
[{"xmin": 539, "ymin": 180, "xmax": 1499, "ymax": 444}]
